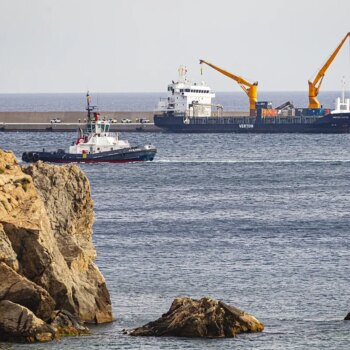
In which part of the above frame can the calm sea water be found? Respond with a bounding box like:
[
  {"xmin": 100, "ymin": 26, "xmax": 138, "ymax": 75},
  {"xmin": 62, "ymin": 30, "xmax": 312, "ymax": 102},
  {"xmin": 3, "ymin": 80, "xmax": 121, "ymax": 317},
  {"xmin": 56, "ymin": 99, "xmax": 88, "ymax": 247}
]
[
  {"xmin": 1, "ymin": 93, "xmax": 350, "ymax": 349},
  {"xmin": 0, "ymin": 91, "xmax": 343, "ymax": 112}
]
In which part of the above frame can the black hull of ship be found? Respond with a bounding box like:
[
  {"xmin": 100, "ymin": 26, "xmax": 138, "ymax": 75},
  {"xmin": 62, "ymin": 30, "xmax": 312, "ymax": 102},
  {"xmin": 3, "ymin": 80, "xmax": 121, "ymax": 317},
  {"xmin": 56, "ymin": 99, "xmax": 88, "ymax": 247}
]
[
  {"xmin": 22, "ymin": 147, "xmax": 157, "ymax": 163},
  {"xmin": 154, "ymin": 113, "xmax": 350, "ymax": 133}
]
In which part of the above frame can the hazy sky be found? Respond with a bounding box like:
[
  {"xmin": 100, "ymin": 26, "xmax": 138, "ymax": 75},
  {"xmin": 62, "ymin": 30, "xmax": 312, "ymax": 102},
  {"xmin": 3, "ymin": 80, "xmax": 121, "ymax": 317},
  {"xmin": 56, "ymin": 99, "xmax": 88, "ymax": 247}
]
[{"xmin": 1, "ymin": 0, "xmax": 350, "ymax": 93}]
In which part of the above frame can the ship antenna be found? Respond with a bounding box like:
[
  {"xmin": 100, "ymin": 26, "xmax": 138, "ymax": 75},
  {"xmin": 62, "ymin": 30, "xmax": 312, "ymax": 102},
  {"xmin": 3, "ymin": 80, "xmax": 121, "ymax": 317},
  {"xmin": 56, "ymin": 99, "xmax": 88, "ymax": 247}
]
[
  {"xmin": 86, "ymin": 91, "xmax": 92, "ymax": 121},
  {"xmin": 86, "ymin": 91, "xmax": 96, "ymax": 122},
  {"xmin": 341, "ymin": 76, "xmax": 346, "ymax": 103}
]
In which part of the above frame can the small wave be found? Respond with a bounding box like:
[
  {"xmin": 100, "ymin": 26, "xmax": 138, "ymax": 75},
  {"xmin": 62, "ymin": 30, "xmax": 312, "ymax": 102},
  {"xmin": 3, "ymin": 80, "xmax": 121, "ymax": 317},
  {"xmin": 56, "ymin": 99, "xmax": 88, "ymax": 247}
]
[{"xmin": 153, "ymin": 159, "xmax": 350, "ymax": 164}]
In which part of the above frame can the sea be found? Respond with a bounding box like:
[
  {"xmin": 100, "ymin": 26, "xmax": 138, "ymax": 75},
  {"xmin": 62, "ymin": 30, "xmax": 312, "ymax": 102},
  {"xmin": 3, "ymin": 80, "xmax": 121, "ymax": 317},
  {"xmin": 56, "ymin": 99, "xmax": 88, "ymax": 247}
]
[
  {"xmin": 0, "ymin": 91, "xmax": 343, "ymax": 112},
  {"xmin": 1, "ymin": 92, "xmax": 350, "ymax": 349}
]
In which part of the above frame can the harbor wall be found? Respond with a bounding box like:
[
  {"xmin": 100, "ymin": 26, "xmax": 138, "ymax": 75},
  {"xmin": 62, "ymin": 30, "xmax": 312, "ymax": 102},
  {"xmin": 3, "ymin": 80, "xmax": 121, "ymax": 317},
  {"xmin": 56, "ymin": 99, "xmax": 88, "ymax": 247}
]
[
  {"xmin": 0, "ymin": 111, "xmax": 249, "ymax": 132},
  {"xmin": 0, "ymin": 123, "xmax": 161, "ymax": 132},
  {"xmin": 0, "ymin": 111, "xmax": 155, "ymax": 123},
  {"xmin": 0, "ymin": 111, "xmax": 249, "ymax": 123}
]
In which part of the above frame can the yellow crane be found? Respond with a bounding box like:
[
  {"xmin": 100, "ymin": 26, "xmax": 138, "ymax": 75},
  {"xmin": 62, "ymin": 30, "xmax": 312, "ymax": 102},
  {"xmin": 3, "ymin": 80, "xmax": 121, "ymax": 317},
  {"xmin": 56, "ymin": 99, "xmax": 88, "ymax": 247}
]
[
  {"xmin": 308, "ymin": 32, "xmax": 350, "ymax": 109},
  {"xmin": 199, "ymin": 59, "xmax": 258, "ymax": 115}
]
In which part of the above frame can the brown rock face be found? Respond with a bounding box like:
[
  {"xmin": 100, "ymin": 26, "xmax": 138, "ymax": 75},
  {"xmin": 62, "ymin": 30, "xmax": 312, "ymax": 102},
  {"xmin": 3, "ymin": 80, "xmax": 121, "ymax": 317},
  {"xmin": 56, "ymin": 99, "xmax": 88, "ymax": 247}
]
[
  {"xmin": 0, "ymin": 300, "xmax": 57, "ymax": 342},
  {"xmin": 0, "ymin": 150, "xmax": 113, "ymax": 342},
  {"xmin": 23, "ymin": 161, "xmax": 112, "ymax": 323},
  {"xmin": 130, "ymin": 297, "xmax": 264, "ymax": 338},
  {"xmin": 0, "ymin": 223, "xmax": 18, "ymax": 270},
  {"xmin": 0, "ymin": 262, "xmax": 55, "ymax": 321}
]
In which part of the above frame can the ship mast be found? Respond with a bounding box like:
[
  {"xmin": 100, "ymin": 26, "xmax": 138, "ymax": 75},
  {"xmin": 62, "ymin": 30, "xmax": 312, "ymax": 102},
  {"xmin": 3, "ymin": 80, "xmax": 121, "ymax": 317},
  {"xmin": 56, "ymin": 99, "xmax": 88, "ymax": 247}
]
[
  {"xmin": 341, "ymin": 76, "xmax": 346, "ymax": 104},
  {"xmin": 86, "ymin": 91, "xmax": 97, "ymax": 133},
  {"xmin": 86, "ymin": 91, "xmax": 94, "ymax": 122}
]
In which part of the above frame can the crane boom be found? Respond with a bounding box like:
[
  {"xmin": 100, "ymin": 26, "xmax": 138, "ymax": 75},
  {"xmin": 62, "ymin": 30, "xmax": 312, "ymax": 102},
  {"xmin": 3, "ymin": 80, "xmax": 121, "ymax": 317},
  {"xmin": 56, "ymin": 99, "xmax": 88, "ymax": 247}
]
[
  {"xmin": 200, "ymin": 59, "xmax": 258, "ymax": 115},
  {"xmin": 308, "ymin": 32, "xmax": 350, "ymax": 109}
]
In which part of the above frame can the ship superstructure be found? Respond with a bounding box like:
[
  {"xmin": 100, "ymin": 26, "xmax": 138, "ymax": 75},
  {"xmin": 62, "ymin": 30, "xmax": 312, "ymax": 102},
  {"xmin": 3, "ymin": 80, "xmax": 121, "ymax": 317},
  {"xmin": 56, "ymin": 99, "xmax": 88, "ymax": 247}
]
[
  {"xmin": 331, "ymin": 78, "xmax": 350, "ymax": 114},
  {"xmin": 157, "ymin": 65, "xmax": 222, "ymax": 118},
  {"xmin": 69, "ymin": 93, "xmax": 130, "ymax": 155}
]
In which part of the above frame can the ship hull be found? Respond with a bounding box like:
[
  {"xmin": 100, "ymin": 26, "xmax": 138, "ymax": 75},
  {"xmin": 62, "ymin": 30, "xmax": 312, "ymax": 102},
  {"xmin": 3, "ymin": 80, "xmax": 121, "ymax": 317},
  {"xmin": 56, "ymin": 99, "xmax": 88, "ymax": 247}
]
[
  {"xmin": 154, "ymin": 113, "xmax": 350, "ymax": 133},
  {"xmin": 22, "ymin": 146, "xmax": 157, "ymax": 163}
]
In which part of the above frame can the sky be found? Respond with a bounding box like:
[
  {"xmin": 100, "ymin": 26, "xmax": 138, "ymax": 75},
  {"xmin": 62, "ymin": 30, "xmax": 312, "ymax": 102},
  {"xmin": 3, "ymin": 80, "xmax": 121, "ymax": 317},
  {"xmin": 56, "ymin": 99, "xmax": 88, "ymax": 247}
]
[{"xmin": 0, "ymin": 0, "xmax": 350, "ymax": 93}]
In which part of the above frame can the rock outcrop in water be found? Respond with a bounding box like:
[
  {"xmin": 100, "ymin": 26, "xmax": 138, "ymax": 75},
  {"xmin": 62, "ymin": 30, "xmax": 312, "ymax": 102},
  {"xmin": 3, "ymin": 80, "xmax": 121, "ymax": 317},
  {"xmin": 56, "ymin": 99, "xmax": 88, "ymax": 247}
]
[
  {"xmin": 0, "ymin": 150, "xmax": 113, "ymax": 342},
  {"xmin": 130, "ymin": 296, "xmax": 264, "ymax": 338}
]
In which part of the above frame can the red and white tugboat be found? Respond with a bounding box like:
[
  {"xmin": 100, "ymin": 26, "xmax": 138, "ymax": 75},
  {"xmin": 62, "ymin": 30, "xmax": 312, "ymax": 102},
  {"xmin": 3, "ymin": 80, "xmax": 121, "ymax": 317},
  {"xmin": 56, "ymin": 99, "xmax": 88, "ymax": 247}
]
[{"xmin": 22, "ymin": 93, "xmax": 157, "ymax": 163}]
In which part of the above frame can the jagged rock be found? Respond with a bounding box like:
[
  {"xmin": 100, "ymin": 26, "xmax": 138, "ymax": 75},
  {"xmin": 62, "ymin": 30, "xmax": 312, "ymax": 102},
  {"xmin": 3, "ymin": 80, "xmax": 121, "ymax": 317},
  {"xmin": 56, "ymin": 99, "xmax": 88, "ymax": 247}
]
[
  {"xmin": 344, "ymin": 312, "xmax": 350, "ymax": 320},
  {"xmin": 0, "ymin": 149, "xmax": 113, "ymax": 342},
  {"xmin": 23, "ymin": 161, "xmax": 95, "ymax": 266},
  {"xmin": 130, "ymin": 297, "xmax": 264, "ymax": 338},
  {"xmin": 0, "ymin": 262, "xmax": 55, "ymax": 321},
  {"xmin": 0, "ymin": 300, "xmax": 57, "ymax": 342},
  {"xmin": 23, "ymin": 161, "xmax": 112, "ymax": 323},
  {"xmin": 50, "ymin": 310, "xmax": 90, "ymax": 336},
  {"xmin": 0, "ymin": 223, "xmax": 18, "ymax": 271}
]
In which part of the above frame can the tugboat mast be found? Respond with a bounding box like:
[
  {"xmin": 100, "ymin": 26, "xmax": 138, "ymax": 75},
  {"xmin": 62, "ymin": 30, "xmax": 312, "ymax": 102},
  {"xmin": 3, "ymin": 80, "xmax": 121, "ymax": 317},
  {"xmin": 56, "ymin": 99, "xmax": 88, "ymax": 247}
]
[
  {"xmin": 86, "ymin": 91, "xmax": 97, "ymax": 133},
  {"xmin": 86, "ymin": 91, "xmax": 94, "ymax": 122}
]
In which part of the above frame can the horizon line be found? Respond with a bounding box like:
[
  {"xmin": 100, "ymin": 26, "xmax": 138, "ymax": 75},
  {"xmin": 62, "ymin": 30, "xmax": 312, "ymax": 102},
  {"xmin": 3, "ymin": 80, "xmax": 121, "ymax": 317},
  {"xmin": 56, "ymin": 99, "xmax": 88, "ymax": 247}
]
[{"xmin": 0, "ymin": 90, "xmax": 346, "ymax": 95}]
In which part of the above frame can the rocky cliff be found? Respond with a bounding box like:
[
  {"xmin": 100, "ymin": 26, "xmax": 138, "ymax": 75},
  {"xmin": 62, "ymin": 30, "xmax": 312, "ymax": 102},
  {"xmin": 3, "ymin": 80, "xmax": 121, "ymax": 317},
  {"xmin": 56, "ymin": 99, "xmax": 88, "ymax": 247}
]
[{"xmin": 0, "ymin": 149, "xmax": 112, "ymax": 342}]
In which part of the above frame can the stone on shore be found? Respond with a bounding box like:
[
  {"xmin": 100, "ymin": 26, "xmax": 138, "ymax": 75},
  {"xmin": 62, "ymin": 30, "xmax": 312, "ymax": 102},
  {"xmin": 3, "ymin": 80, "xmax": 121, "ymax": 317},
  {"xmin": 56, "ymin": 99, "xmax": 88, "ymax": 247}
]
[
  {"xmin": 0, "ymin": 262, "xmax": 55, "ymax": 321},
  {"xmin": 130, "ymin": 296, "xmax": 264, "ymax": 338},
  {"xmin": 50, "ymin": 310, "xmax": 90, "ymax": 336},
  {"xmin": 0, "ymin": 300, "xmax": 57, "ymax": 342}
]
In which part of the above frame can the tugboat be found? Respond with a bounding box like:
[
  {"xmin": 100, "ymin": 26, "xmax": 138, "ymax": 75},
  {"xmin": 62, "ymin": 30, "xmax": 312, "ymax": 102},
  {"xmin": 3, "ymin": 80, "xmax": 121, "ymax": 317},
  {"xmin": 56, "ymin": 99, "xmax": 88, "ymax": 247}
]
[{"xmin": 22, "ymin": 93, "xmax": 157, "ymax": 163}]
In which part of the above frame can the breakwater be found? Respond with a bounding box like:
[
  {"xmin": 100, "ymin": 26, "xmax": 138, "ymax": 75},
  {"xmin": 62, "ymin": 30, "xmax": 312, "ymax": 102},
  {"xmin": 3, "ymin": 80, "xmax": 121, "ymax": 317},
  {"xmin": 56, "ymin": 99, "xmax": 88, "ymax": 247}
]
[
  {"xmin": 0, "ymin": 123, "xmax": 161, "ymax": 132},
  {"xmin": 0, "ymin": 111, "xmax": 159, "ymax": 132},
  {"xmin": 0, "ymin": 111, "xmax": 248, "ymax": 132},
  {"xmin": 0, "ymin": 111, "xmax": 155, "ymax": 123},
  {"xmin": 0, "ymin": 112, "xmax": 160, "ymax": 132}
]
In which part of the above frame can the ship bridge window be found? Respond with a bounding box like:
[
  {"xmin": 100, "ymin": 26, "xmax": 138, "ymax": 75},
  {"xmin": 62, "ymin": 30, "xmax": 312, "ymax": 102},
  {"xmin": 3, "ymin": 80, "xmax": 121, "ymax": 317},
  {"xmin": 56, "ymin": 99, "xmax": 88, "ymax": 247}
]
[{"xmin": 185, "ymin": 89, "xmax": 190, "ymax": 92}]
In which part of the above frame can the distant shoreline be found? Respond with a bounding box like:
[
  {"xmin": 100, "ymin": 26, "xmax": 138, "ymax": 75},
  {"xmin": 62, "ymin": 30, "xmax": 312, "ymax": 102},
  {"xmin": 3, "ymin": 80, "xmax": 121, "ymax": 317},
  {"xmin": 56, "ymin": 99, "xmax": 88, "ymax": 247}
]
[{"xmin": 0, "ymin": 91, "xmax": 342, "ymax": 95}]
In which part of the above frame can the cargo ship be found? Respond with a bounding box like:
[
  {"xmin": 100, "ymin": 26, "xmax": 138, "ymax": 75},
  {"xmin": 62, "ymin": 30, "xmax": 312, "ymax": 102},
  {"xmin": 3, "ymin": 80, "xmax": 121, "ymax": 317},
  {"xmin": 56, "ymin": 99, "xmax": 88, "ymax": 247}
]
[
  {"xmin": 22, "ymin": 93, "xmax": 157, "ymax": 163},
  {"xmin": 154, "ymin": 66, "xmax": 350, "ymax": 133}
]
